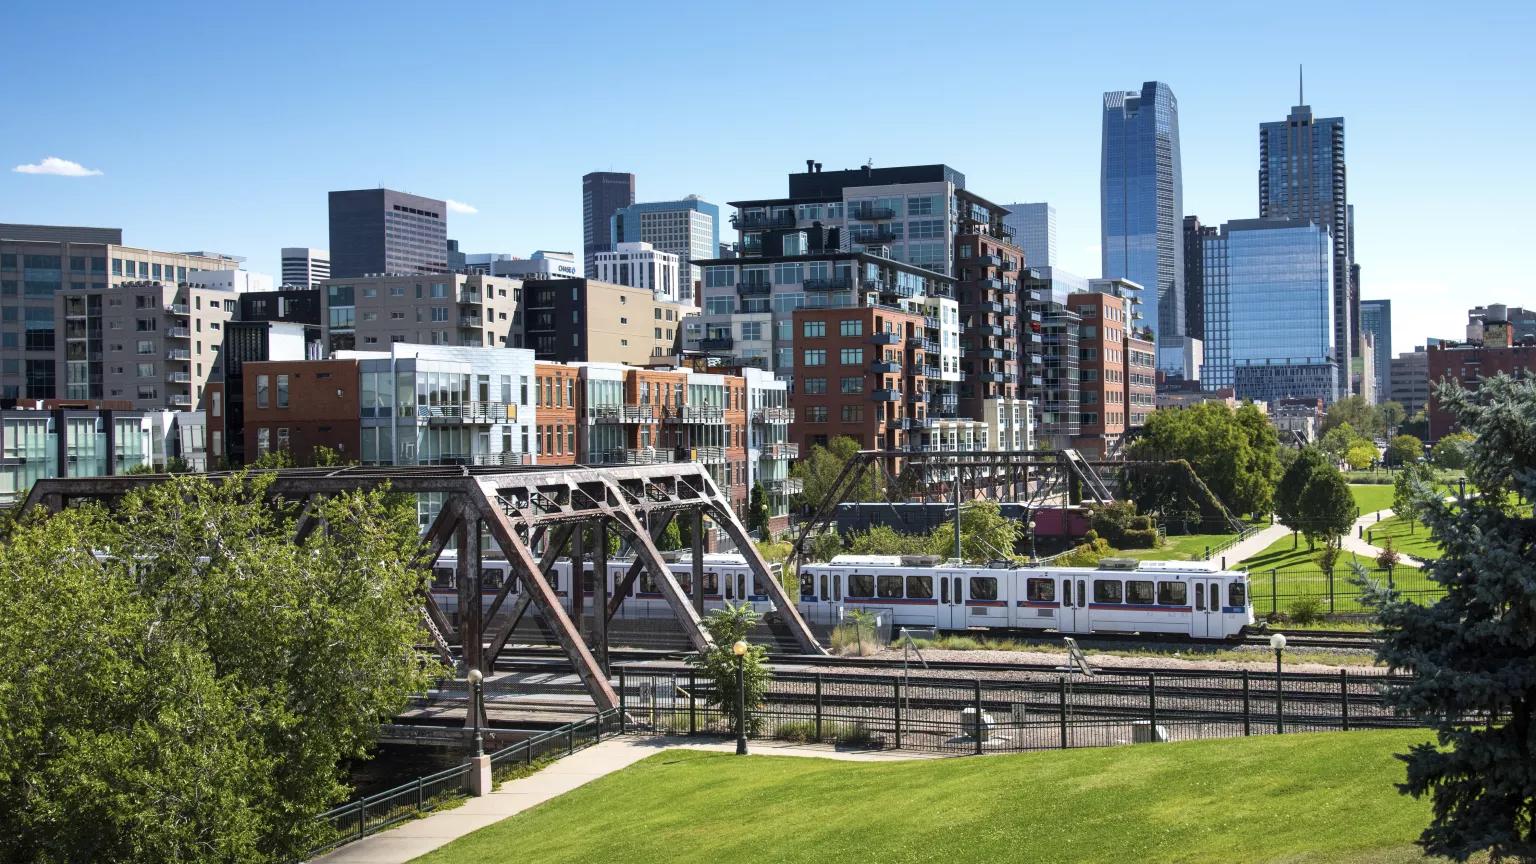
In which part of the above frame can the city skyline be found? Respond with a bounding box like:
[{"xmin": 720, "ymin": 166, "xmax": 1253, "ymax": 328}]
[{"xmin": 3, "ymin": 1, "xmax": 1532, "ymax": 357}]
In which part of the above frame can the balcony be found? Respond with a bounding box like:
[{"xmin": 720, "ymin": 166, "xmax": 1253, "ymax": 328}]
[
  {"xmin": 458, "ymin": 290, "xmax": 481, "ymax": 304},
  {"xmin": 982, "ymin": 372, "xmax": 1009, "ymax": 384},
  {"xmin": 937, "ymin": 394, "xmax": 959, "ymax": 412},
  {"xmin": 871, "ymin": 388, "xmax": 902, "ymax": 402},
  {"xmin": 764, "ymin": 442, "xmax": 800, "ymax": 460},
  {"xmin": 870, "ymin": 360, "xmax": 901, "ymax": 374},
  {"xmin": 168, "ymin": 394, "xmax": 192, "ymax": 407},
  {"xmin": 166, "ymin": 326, "xmax": 191, "ymax": 339},
  {"xmin": 768, "ymin": 477, "xmax": 805, "ymax": 496},
  {"xmin": 920, "ymin": 338, "xmax": 940, "ymax": 354},
  {"xmin": 848, "ymin": 205, "xmax": 895, "ymax": 221},
  {"xmin": 591, "ymin": 447, "xmax": 676, "ymax": 466},
  {"xmin": 969, "ymin": 301, "xmax": 1004, "ymax": 315},
  {"xmin": 922, "ymin": 365, "xmax": 942, "ymax": 378},
  {"xmin": 738, "ymin": 282, "xmax": 772, "ymax": 297},
  {"xmin": 850, "ymin": 228, "xmax": 897, "ymax": 245},
  {"xmin": 1002, "ymin": 349, "xmax": 1018, "ymax": 361},
  {"xmin": 910, "ymin": 390, "xmax": 931, "ymax": 403},
  {"xmin": 923, "ymin": 316, "xmax": 940, "ymax": 331},
  {"xmin": 977, "ymin": 254, "xmax": 1003, "ymax": 269},
  {"xmin": 459, "ymin": 316, "xmax": 483, "ymax": 328},
  {"xmin": 663, "ymin": 405, "xmax": 726, "ymax": 424},
  {"xmin": 472, "ymin": 452, "xmax": 527, "ymax": 467},
  {"xmin": 166, "ymin": 349, "xmax": 190, "ymax": 361},
  {"xmin": 974, "ymin": 347, "xmax": 1004, "ymax": 360},
  {"xmin": 878, "ymin": 281, "xmax": 917, "ymax": 299},
  {"xmin": 753, "ymin": 406, "xmax": 793, "ymax": 425},
  {"xmin": 803, "ymin": 277, "xmax": 853, "ymax": 292},
  {"xmin": 700, "ymin": 336, "xmax": 735, "ymax": 351},
  {"xmin": 1001, "ymin": 260, "xmax": 1016, "ymax": 271},
  {"xmin": 686, "ymin": 445, "xmax": 728, "ymax": 464},
  {"xmin": 589, "ymin": 405, "xmax": 656, "ymax": 423},
  {"xmin": 166, "ymin": 371, "xmax": 191, "ymax": 383},
  {"xmin": 164, "ymin": 303, "xmax": 189, "ymax": 316},
  {"xmin": 978, "ymin": 325, "xmax": 1004, "ymax": 338},
  {"xmin": 731, "ymin": 211, "xmax": 795, "ymax": 230},
  {"xmin": 869, "ymin": 332, "xmax": 900, "ymax": 346},
  {"xmin": 415, "ymin": 402, "xmax": 514, "ymax": 424}
]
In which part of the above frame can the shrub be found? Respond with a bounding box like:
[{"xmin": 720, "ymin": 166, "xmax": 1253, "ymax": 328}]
[
  {"xmin": 1119, "ymin": 528, "xmax": 1160, "ymax": 549},
  {"xmin": 831, "ymin": 722, "xmax": 879, "ymax": 748},
  {"xmin": 772, "ymin": 720, "xmax": 819, "ymax": 743},
  {"xmin": 1287, "ymin": 596, "xmax": 1325, "ymax": 625}
]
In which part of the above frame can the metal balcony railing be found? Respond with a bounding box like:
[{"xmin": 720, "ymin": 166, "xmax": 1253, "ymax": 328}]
[
  {"xmin": 166, "ymin": 372, "xmax": 191, "ymax": 383},
  {"xmin": 663, "ymin": 405, "xmax": 726, "ymax": 424},
  {"xmin": 768, "ymin": 477, "xmax": 805, "ymax": 496},
  {"xmin": 700, "ymin": 337, "xmax": 735, "ymax": 351},
  {"xmin": 738, "ymin": 282, "xmax": 772, "ymax": 297},
  {"xmin": 168, "ymin": 394, "xmax": 192, "ymax": 407},
  {"xmin": 591, "ymin": 448, "xmax": 676, "ymax": 466},
  {"xmin": 731, "ymin": 211, "xmax": 796, "ymax": 229},
  {"xmin": 851, "ymin": 228, "xmax": 897, "ymax": 245},
  {"xmin": 164, "ymin": 303, "xmax": 189, "ymax": 315},
  {"xmin": 870, "ymin": 360, "xmax": 901, "ymax": 374},
  {"xmin": 802, "ymin": 277, "xmax": 852, "ymax": 292},
  {"xmin": 414, "ymin": 402, "xmax": 514, "ymax": 424},
  {"xmin": 871, "ymin": 388, "xmax": 902, "ymax": 401},
  {"xmin": 763, "ymin": 442, "xmax": 799, "ymax": 460},
  {"xmin": 977, "ymin": 254, "xmax": 1003, "ymax": 268},
  {"xmin": 868, "ymin": 332, "xmax": 900, "ymax": 345},
  {"xmin": 922, "ymin": 365, "xmax": 942, "ymax": 378},
  {"xmin": 686, "ymin": 446, "xmax": 728, "ymax": 464},
  {"xmin": 166, "ymin": 326, "xmax": 191, "ymax": 339},
  {"xmin": 472, "ymin": 452, "xmax": 526, "ymax": 467},
  {"xmin": 167, "ymin": 349, "xmax": 190, "ymax": 360},
  {"xmin": 849, "ymin": 205, "xmax": 895, "ymax": 221},
  {"xmin": 753, "ymin": 406, "xmax": 793, "ymax": 424}
]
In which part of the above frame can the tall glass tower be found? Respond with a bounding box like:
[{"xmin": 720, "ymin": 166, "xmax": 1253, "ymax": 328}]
[{"xmin": 1101, "ymin": 81, "xmax": 1184, "ymax": 374}]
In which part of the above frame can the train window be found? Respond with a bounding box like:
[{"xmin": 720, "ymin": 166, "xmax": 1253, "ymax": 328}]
[
  {"xmin": 877, "ymin": 575, "xmax": 904, "ymax": 598},
  {"xmin": 1126, "ymin": 580, "xmax": 1154, "ymax": 605},
  {"xmin": 1026, "ymin": 578, "xmax": 1055, "ymax": 602},
  {"xmin": 800, "ymin": 574, "xmax": 814, "ymax": 598},
  {"xmin": 1092, "ymin": 580, "xmax": 1123, "ymax": 604},
  {"xmin": 820, "ymin": 574, "xmax": 830, "ymax": 601},
  {"xmin": 581, "ymin": 568, "xmax": 594, "ymax": 592},
  {"xmin": 849, "ymin": 573, "xmax": 875, "ymax": 597},
  {"xmin": 906, "ymin": 575, "xmax": 933, "ymax": 599},
  {"xmin": 1157, "ymin": 581, "xmax": 1187, "ymax": 605},
  {"xmin": 753, "ymin": 573, "xmax": 767, "ymax": 596},
  {"xmin": 969, "ymin": 577, "xmax": 998, "ymax": 601},
  {"xmin": 941, "ymin": 578, "xmax": 950, "ymax": 604},
  {"xmin": 1194, "ymin": 583, "xmax": 1205, "ymax": 611},
  {"xmin": 433, "ymin": 568, "xmax": 454, "ymax": 589},
  {"xmin": 641, "ymin": 572, "xmax": 657, "ymax": 594},
  {"xmin": 1228, "ymin": 582, "xmax": 1246, "ymax": 608},
  {"xmin": 480, "ymin": 568, "xmax": 502, "ymax": 588},
  {"xmin": 737, "ymin": 573, "xmax": 746, "ymax": 599},
  {"xmin": 704, "ymin": 572, "xmax": 719, "ymax": 594},
  {"xmin": 677, "ymin": 573, "xmax": 692, "ymax": 593}
]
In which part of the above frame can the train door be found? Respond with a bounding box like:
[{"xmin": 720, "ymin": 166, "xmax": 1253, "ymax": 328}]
[
  {"xmin": 1060, "ymin": 575, "xmax": 1089, "ymax": 633},
  {"xmin": 937, "ymin": 573, "xmax": 963, "ymax": 630},
  {"xmin": 1192, "ymin": 578, "xmax": 1223, "ymax": 638}
]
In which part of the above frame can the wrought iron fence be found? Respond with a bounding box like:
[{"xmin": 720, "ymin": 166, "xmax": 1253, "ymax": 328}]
[
  {"xmin": 1249, "ymin": 564, "xmax": 1443, "ymax": 615},
  {"xmin": 615, "ymin": 666, "xmax": 1414, "ymax": 755}
]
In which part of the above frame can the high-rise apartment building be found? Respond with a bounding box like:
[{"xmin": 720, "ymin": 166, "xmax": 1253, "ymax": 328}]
[
  {"xmin": 611, "ymin": 196, "xmax": 719, "ymax": 307},
  {"xmin": 1260, "ymin": 95, "xmax": 1354, "ymax": 396},
  {"xmin": 1389, "ymin": 347, "xmax": 1432, "ymax": 417},
  {"xmin": 1200, "ymin": 219, "xmax": 1337, "ymax": 405},
  {"xmin": 328, "ymin": 189, "xmax": 448, "ymax": 278},
  {"xmin": 582, "ymin": 172, "xmax": 635, "ymax": 277},
  {"xmin": 1021, "ymin": 268, "xmax": 1080, "ymax": 450},
  {"xmin": 954, "ymin": 211, "xmax": 1027, "ymax": 421},
  {"xmin": 1002, "ymin": 203, "xmax": 1056, "ymax": 268},
  {"xmin": 1068, "ymin": 281, "xmax": 1156, "ymax": 457},
  {"xmin": 1, "ymin": 401, "xmax": 156, "ymax": 503},
  {"xmin": 520, "ymin": 278, "xmax": 686, "ymax": 365},
  {"xmin": 591, "ymin": 242, "xmax": 681, "ymax": 303},
  {"xmin": 319, "ymin": 273, "xmax": 522, "ymax": 354},
  {"xmin": 281, "ymin": 247, "xmax": 330, "ymax": 287},
  {"xmin": 1359, "ymin": 299, "xmax": 1392, "ymax": 404},
  {"xmin": 1102, "ymin": 82, "xmax": 1185, "ymax": 375},
  {"xmin": 1181, "ymin": 216, "xmax": 1215, "ymax": 341},
  {"xmin": 789, "ymin": 304, "xmax": 930, "ymax": 454}
]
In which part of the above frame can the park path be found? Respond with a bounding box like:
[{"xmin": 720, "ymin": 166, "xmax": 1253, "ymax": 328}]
[
  {"xmin": 309, "ymin": 736, "xmax": 944, "ymax": 864},
  {"xmin": 1340, "ymin": 508, "xmax": 1427, "ymax": 568},
  {"xmin": 1209, "ymin": 521, "xmax": 1292, "ymax": 569}
]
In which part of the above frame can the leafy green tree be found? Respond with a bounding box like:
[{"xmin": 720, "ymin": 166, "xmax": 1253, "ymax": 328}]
[
  {"xmin": 790, "ymin": 436, "xmax": 880, "ymax": 510},
  {"xmin": 124, "ymin": 462, "xmax": 158, "ymax": 475},
  {"xmin": 687, "ymin": 602, "xmax": 771, "ymax": 734},
  {"xmin": 1346, "ymin": 440, "xmax": 1379, "ymax": 470},
  {"xmin": 163, "ymin": 455, "xmax": 192, "ymax": 473},
  {"xmin": 847, "ymin": 524, "xmax": 931, "ymax": 557},
  {"xmin": 1275, "ymin": 447, "xmax": 1329, "ymax": 533},
  {"xmin": 745, "ymin": 483, "xmax": 771, "ymax": 537},
  {"xmin": 927, "ymin": 500, "xmax": 1022, "ymax": 562},
  {"xmin": 311, "ymin": 444, "xmax": 353, "ymax": 467},
  {"xmin": 1431, "ymin": 431, "xmax": 1475, "ymax": 470},
  {"xmin": 1298, "ymin": 463, "xmax": 1357, "ymax": 549},
  {"xmin": 805, "ymin": 530, "xmax": 845, "ymax": 564},
  {"xmin": 1323, "ymin": 395, "xmax": 1386, "ymax": 439},
  {"xmin": 1354, "ymin": 373, "xmax": 1536, "ymax": 862},
  {"xmin": 1316, "ymin": 543, "xmax": 1342, "ymax": 584},
  {"xmin": 1379, "ymin": 400, "xmax": 1407, "ymax": 433},
  {"xmin": 656, "ymin": 518, "xmax": 684, "ymax": 551},
  {"xmin": 1126, "ymin": 402, "xmax": 1280, "ymax": 517},
  {"xmin": 1319, "ymin": 422, "xmax": 1361, "ymax": 464},
  {"xmin": 1386, "ymin": 433, "xmax": 1424, "ymax": 467},
  {"xmin": 1393, "ymin": 460, "xmax": 1437, "ymax": 520},
  {"xmin": 0, "ymin": 472, "xmax": 440, "ymax": 861},
  {"xmin": 249, "ymin": 448, "xmax": 295, "ymax": 469}
]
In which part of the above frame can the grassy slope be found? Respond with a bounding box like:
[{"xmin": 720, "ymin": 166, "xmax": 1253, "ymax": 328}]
[
  {"xmin": 414, "ymin": 730, "xmax": 1435, "ymax": 864},
  {"xmin": 1238, "ymin": 533, "xmax": 1378, "ymax": 571},
  {"xmin": 1350, "ymin": 483, "xmax": 1396, "ymax": 515},
  {"xmin": 1118, "ymin": 531, "xmax": 1237, "ymax": 561}
]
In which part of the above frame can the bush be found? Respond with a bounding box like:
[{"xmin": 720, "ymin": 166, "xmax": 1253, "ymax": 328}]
[
  {"xmin": 1287, "ymin": 596, "xmax": 1325, "ymax": 625},
  {"xmin": 831, "ymin": 722, "xmax": 880, "ymax": 748},
  {"xmin": 1055, "ymin": 537, "xmax": 1113, "ymax": 567},
  {"xmin": 1119, "ymin": 528, "xmax": 1160, "ymax": 549},
  {"xmin": 772, "ymin": 720, "xmax": 820, "ymax": 743}
]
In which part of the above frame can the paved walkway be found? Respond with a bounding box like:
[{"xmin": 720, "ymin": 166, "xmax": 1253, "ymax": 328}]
[
  {"xmin": 310, "ymin": 736, "xmax": 944, "ymax": 864},
  {"xmin": 1207, "ymin": 521, "xmax": 1291, "ymax": 569},
  {"xmin": 1340, "ymin": 508, "xmax": 1426, "ymax": 568}
]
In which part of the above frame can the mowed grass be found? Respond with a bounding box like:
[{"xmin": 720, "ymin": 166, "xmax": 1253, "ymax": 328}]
[
  {"xmin": 1366, "ymin": 514, "xmax": 1442, "ymax": 562},
  {"xmin": 412, "ymin": 730, "xmax": 1436, "ymax": 864},
  {"xmin": 1238, "ymin": 532, "xmax": 1380, "ymax": 572},
  {"xmin": 1350, "ymin": 483, "xmax": 1396, "ymax": 515},
  {"xmin": 1117, "ymin": 531, "xmax": 1238, "ymax": 561}
]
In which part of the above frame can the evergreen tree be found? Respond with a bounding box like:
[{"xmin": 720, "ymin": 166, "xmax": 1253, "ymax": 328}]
[
  {"xmin": 745, "ymin": 483, "xmax": 771, "ymax": 537},
  {"xmin": 1355, "ymin": 373, "xmax": 1536, "ymax": 862}
]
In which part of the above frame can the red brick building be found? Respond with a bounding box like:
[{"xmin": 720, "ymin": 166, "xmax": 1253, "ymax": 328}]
[
  {"xmin": 533, "ymin": 362, "xmax": 580, "ymax": 465},
  {"xmin": 241, "ymin": 358, "xmax": 362, "ymax": 463},
  {"xmin": 789, "ymin": 305, "xmax": 929, "ymax": 452},
  {"xmin": 1067, "ymin": 288, "xmax": 1156, "ymax": 457},
  {"xmin": 1427, "ymin": 341, "xmax": 1536, "ymax": 439}
]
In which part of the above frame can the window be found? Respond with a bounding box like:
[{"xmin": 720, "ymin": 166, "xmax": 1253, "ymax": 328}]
[
  {"xmin": 840, "ymin": 376, "xmax": 864, "ymax": 394},
  {"xmin": 802, "ymin": 320, "xmax": 826, "ymax": 338},
  {"xmin": 1228, "ymin": 582, "xmax": 1246, "ymax": 609},
  {"xmin": 839, "ymin": 348, "xmax": 863, "ymax": 365},
  {"xmin": 839, "ymin": 319, "xmax": 863, "ymax": 337},
  {"xmin": 840, "ymin": 405, "xmax": 863, "ymax": 423},
  {"xmin": 805, "ymin": 406, "xmax": 828, "ymax": 423},
  {"xmin": 968, "ymin": 577, "xmax": 998, "ymax": 601},
  {"xmin": 255, "ymin": 374, "xmax": 269, "ymax": 408},
  {"xmin": 849, "ymin": 573, "xmax": 875, "ymax": 597},
  {"xmin": 1093, "ymin": 580, "xmax": 1123, "ymax": 604},
  {"xmin": 136, "ymin": 340, "xmax": 154, "ymax": 354},
  {"xmin": 906, "ymin": 575, "xmax": 933, "ymax": 599},
  {"xmin": 876, "ymin": 575, "xmax": 904, "ymax": 599},
  {"xmin": 1126, "ymin": 580, "xmax": 1154, "ymax": 605},
  {"xmin": 802, "ymin": 349, "xmax": 826, "ymax": 367},
  {"xmin": 802, "ymin": 377, "xmax": 827, "ymax": 395},
  {"xmin": 276, "ymin": 375, "xmax": 289, "ymax": 408},
  {"xmin": 1026, "ymin": 578, "xmax": 1055, "ymax": 602},
  {"xmin": 256, "ymin": 427, "xmax": 270, "ymax": 456},
  {"xmin": 1157, "ymin": 581, "xmax": 1188, "ymax": 605}
]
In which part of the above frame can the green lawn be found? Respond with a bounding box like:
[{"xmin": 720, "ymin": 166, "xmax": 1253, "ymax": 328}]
[
  {"xmin": 1366, "ymin": 514, "xmax": 1442, "ymax": 562},
  {"xmin": 414, "ymin": 730, "xmax": 1436, "ymax": 864},
  {"xmin": 1237, "ymin": 532, "xmax": 1379, "ymax": 572},
  {"xmin": 1117, "ymin": 531, "xmax": 1238, "ymax": 561},
  {"xmin": 1350, "ymin": 483, "xmax": 1396, "ymax": 515}
]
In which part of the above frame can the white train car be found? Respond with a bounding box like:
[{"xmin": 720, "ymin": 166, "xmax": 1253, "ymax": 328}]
[
  {"xmin": 429, "ymin": 550, "xmax": 782, "ymax": 624},
  {"xmin": 797, "ymin": 555, "xmax": 1253, "ymax": 640}
]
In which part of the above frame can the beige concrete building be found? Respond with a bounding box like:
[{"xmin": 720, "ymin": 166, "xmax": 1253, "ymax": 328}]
[
  {"xmin": 521, "ymin": 277, "xmax": 687, "ymax": 365},
  {"xmin": 318, "ymin": 273, "xmax": 522, "ymax": 354}
]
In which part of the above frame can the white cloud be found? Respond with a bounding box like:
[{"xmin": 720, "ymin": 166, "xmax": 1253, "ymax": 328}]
[
  {"xmin": 13, "ymin": 156, "xmax": 103, "ymax": 177},
  {"xmin": 446, "ymin": 199, "xmax": 478, "ymax": 215}
]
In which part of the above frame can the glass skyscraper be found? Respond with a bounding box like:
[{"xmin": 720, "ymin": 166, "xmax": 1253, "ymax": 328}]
[
  {"xmin": 1200, "ymin": 219, "xmax": 1337, "ymax": 404},
  {"xmin": 1359, "ymin": 299, "xmax": 1392, "ymax": 404},
  {"xmin": 1101, "ymin": 81, "xmax": 1184, "ymax": 374}
]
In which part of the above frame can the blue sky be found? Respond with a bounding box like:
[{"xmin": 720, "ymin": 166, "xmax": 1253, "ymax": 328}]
[{"xmin": 3, "ymin": 0, "xmax": 1532, "ymax": 356}]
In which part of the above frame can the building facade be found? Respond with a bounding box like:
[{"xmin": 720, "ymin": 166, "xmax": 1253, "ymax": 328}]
[
  {"xmin": 1068, "ymin": 284, "xmax": 1155, "ymax": 457},
  {"xmin": 280, "ymin": 247, "xmax": 330, "ymax": 288},
  {"xmin": 0, "ymin": 400, "xmax": 155, "ymax": 504},
  {"xmin": 1200, "ymin": 219, "xmax": 1337, "ymax": 405},
  {"xmin": 582, "ymin": 171, "xmax": 635, "ymax": 277},
  {"xmin": 463, "ymin": 250, "xmax": 579, "ymax": 280},
  {"xmin": 1390, "ymin": 346, "xmax": 1432, "ymax": 417},
  {"xmin": 520, "ymin": 278, "xmax": 686, "ymax": 365},
  {"xmin": 1181, "ymin": 215, "xmax": 1215, "ymax": 341},
  {"xmin": 789, "ymin": 304, "xmax": 929, "ymax": 454},
  {"xmin": 955, "ymin": 196, "xmax": 1026, "ymax": 420},
  {"xmin": 1359, "ymin": 299, "xmax": 1392, "ymax": 405},
  {"xmin": 1021, "ymin": 268, "xmax": 1081, "ymax": 450},
  {"xmin": 1101, "ymin": 82, "xmax": 1185, "ymax": 375},
  {"xmin": 1002, "ymin": 202, "xmax": 1056, "ymax": 268},
  {"xmin": 1427, "ymin": 338, "xmax": 1536, "ymax": 439},
  {"xmin": 328, "ymin": 188, "xmax": 448, "ymax": 278},
  {"xmin": 591, "ymin": 242, "xmax": 681, "ymax": 303},
  {"xmin": 319, "ymin": 272, "xmax": 522, "ymax": 353},
  {"xmin": 611, "ymin": 196, "xmax": 720, "ymax": 307},
  {"xmin": 1260, "ymin": 99, "xmax": 1354, "ymax": 395}
]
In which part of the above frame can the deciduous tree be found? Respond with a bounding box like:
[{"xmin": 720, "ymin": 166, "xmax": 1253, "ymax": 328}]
[
  {"xmin": 1298, "ymin": 463, "xmax": 1356, "ymax": 550},
  {"xmin": 790, "ymin": 436, "xmax": 881, "ymax": 511},
  {"xmin": 1431, "ymin": 431, "xmax": 1475, "ymax": 471},
  {"xmin": 1126, "ymin": 402, "xmax": 1281, "ymax": 517},
  {"xmin": 1387, "ymin": 433, "xmax": 1424, "ymax": 467},
  {"xmin": 1275, "ymin": 447, "xmax": 1329, "ymax": 534}
]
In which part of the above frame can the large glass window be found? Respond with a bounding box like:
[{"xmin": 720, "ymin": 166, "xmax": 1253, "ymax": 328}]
[
  {"xmin": 968, "ymin": 577, "xmax": 998, "ymax": 601},
  {"xmin": 848, "ymin": 574, "xmax": 875, "ymax": 597},
  {"xmin": 1126, "ymin": 580, "xmax": 1154, "ymax": 605},
  {"xmin": 1157, "ymin": 581, "xmax": 1187, "ymax": 605},
  {"xmin": 1092, "ymin": 580, "xmax": 1123, "ymax": 604}
]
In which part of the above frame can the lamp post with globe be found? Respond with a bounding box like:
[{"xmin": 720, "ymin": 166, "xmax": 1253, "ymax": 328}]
[{"xmin": 732, "ymin": 640, "xmax": 750, "ymax": 755}]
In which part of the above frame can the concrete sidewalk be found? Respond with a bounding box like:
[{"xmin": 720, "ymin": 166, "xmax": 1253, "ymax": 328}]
[
  {"xmin": 1208, "ymin": 521, "xmax": 1291, "ymax": 569},
  {"xmin": 1340, "ymin": 508, "xmax": 1426, "ymax": 568},
  {"xmin": 310, "ymin": 736, "xmax": 943, "ymax": 864}
]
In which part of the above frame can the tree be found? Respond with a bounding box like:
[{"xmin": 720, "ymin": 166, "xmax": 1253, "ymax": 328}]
[
  {"xmin": 1375, "ymin": 537, "xmax": 1400, "ymax": 581},
  {"xmin": 1319, "ymin": 422, "xmax": 1362, "ymax": 464},
  {"xmin": 790, "ymin": 436, "xmax": 880, "ymax": 511},
  {"xmin": 1387, "ymin": 433, "xmax": 1424, "ymax": 467},
  {"xmin": 1126, "ymin": 402, "xmax": 1281, "ymax": 517},
  {"xmin": 927, "ymin": 500, "xmax": 1021, "ymax": 562},
  {"xmin": 249, "ymin": 448, "xmax": 295, "ymax": 469},
  {"xmin": 1346, "ymin": 440, "xmax": 1379, "ymax": 471},
  {"xmin": 0, "ymin": 472, "xmax": 440, "ymax": 861},
  {"xmin": 1393, "ymin": 460, "xmax": 1437, "ymax": 521},
  {"xmin": 1275, "ymin": 447, "xmax": 1329, "ymax": 534},
  {"xmin": 1379, "ymin": 400, "xmax": 1407, "ymax": 433},
  {"xmin": 1431, "ymin": 431, "xmax": 1475, "ymax": 470},
  {"xmin": 745, "ymin": 483, "xmax": 771, "ymax": 537},
  {"xmin": 805, "ymin": 530, "xmax": 844, "ymax": 564},
  {"xmin": 311, "ymin": 444, "xmax": 353, "ymax": 467},
  {"xmin": 1353, "ymin": 372, "xmax": 1536, "ymax": 862},
  {"xmin": 687, "ymin": 602, "xmax": 771, "ymax": 734},
  {"xmin": 1297, "ymin": 463, "xmax": 1356, "ymax": 549},
  {"xmin": 847, "ymin": 524, "xmax": 931, "ymax": 557},
  {"xmin": 656, "ymin": 518, "xmax": 684, "ymax": 551},
  {"xmin": 1316, "ymin": 543, "xmax": 1341, "ymax": 585},
  {"xmin": 1323, "ymin": 395, "xmax": 1386, "ymax": 440}
]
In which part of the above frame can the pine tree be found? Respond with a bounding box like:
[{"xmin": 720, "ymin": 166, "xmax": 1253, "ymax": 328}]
[{"xmin": 1355, "ymin": 373, "xmax": 1536, "ymax": 862}]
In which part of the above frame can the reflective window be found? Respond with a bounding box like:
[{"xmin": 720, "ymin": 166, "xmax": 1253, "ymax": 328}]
[
  {"xmin": 849, "ymin": 573, "xmax": 875, "ymax": 597},
  {"xmin": 1157, "ymin": 581, "xmax": 1188, "ymax": 605},
  {"xmin": 1092, "ymin": 580, "xmax": 1123, "ymax": 604},
  {"xmin": 906, "ymin": 575, "xmax": 933, "ymax": 599},
  {"xmin": 1126, "ymin": 580, "xmax": 1155, "ymax": 605},
  {"xmin": 1026, "ymin": 578, "xmax": 1055, "ymax": 602},
  {"xmin": 877, "ymin": 575, "xmax": 903, "ymax": 598},
  {"xmin": 968, "ymin": 577, "xmax": 998, "ymax": 601},
  {"xmin": 1228, "ymin": 581, "xmax": 1246, "ymax": 609}
]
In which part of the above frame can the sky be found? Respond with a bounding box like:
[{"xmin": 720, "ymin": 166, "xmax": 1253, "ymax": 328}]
[{"xmin": 2, "ymin": 0, "xmax": 1533, "ymax": 358}]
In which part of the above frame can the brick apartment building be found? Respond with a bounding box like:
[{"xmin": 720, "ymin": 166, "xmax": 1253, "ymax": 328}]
[
  {"xmin": 533, "ymin": 362, "xmax": 580, "ymax": 465},
  {"xmin": 789, "ymin": 304, "xmax": 929, "ymax": 453},
  {"xmin": 1427, "ymin": 333, "xmax": 1536, "ymax": 440},
  {"xmin": 1068, "ymin": 286, "xmax": 1156, "ymax": 457}
]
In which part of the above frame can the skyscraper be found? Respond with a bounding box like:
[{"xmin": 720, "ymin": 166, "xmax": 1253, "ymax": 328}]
[
  {"xmin": 1181, "ymin": 216, "xmax": 1215, "ymax": 341},
  {"xmin": 327, "ymin": 189, "xmax": 447, "ymax": 279},
  {"xmin": 1101, "ymin": 81, "xmax": 1185, "ymax": 374},
  {"xmin": 280, "ymin": 247, "xmax": 329, "ymax": 288},
  {"xmin": 1002, "ymin": 202, "xmax": 1056, "ymax": 268},
  {"xmin": 611, "ymin": 195, "xmax": 719, "ymax": 306},
  {"xmin": 1359, "ymin": 299, "xmax": 1392, "ymax": 404},
  {"xmin": 1260, "ymin": 79, "xmax": 1354, "ymax": 396},
  {"xmin": 582, "ymin": 171, "xmax": 635, "ymax": 277}
]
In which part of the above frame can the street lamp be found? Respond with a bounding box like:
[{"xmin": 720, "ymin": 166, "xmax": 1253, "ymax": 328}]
[
  {"xmin": 467, "ymin": 667, "xmax": 485, "ymax": 757},
  {"xmin": 732, "ymin": 639, "xmax": 750, "ymax": 755},
  {"xmin": 1028, "ymin": 517, "xmax": 1038, "ymax": 562},
  {"xmin": 1269, "ymin": 633, "xmax": 1287, "ymax": 734}
]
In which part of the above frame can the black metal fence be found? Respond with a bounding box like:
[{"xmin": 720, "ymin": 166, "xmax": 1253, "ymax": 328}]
[
  {"xmin": 1249, "ymin": 564, "xmax": 1443, "ymax": 615},
  {"xmin": 616, "ymin": 666, "xmax": 1415, "ymax": 755},
  {"xmin": 311, "ymin": 709, "xmax": 621, "ymax": 855}
]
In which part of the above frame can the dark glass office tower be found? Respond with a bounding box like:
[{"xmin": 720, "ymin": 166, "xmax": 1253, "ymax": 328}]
[
  {"xmin": 1101, "ymin": 81, "xmax": 1184, "ymax": 373},
  {"xmin": 328, "ymin": 188, "xmax": 447, "ymax": 279},
  {"xmin": 1260, "ymin": 92, "xmax": 1353, "ymax": 395},
  {"xmin": 582, "ymin": 171, "xmax": 635, "ymax": 276}
]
